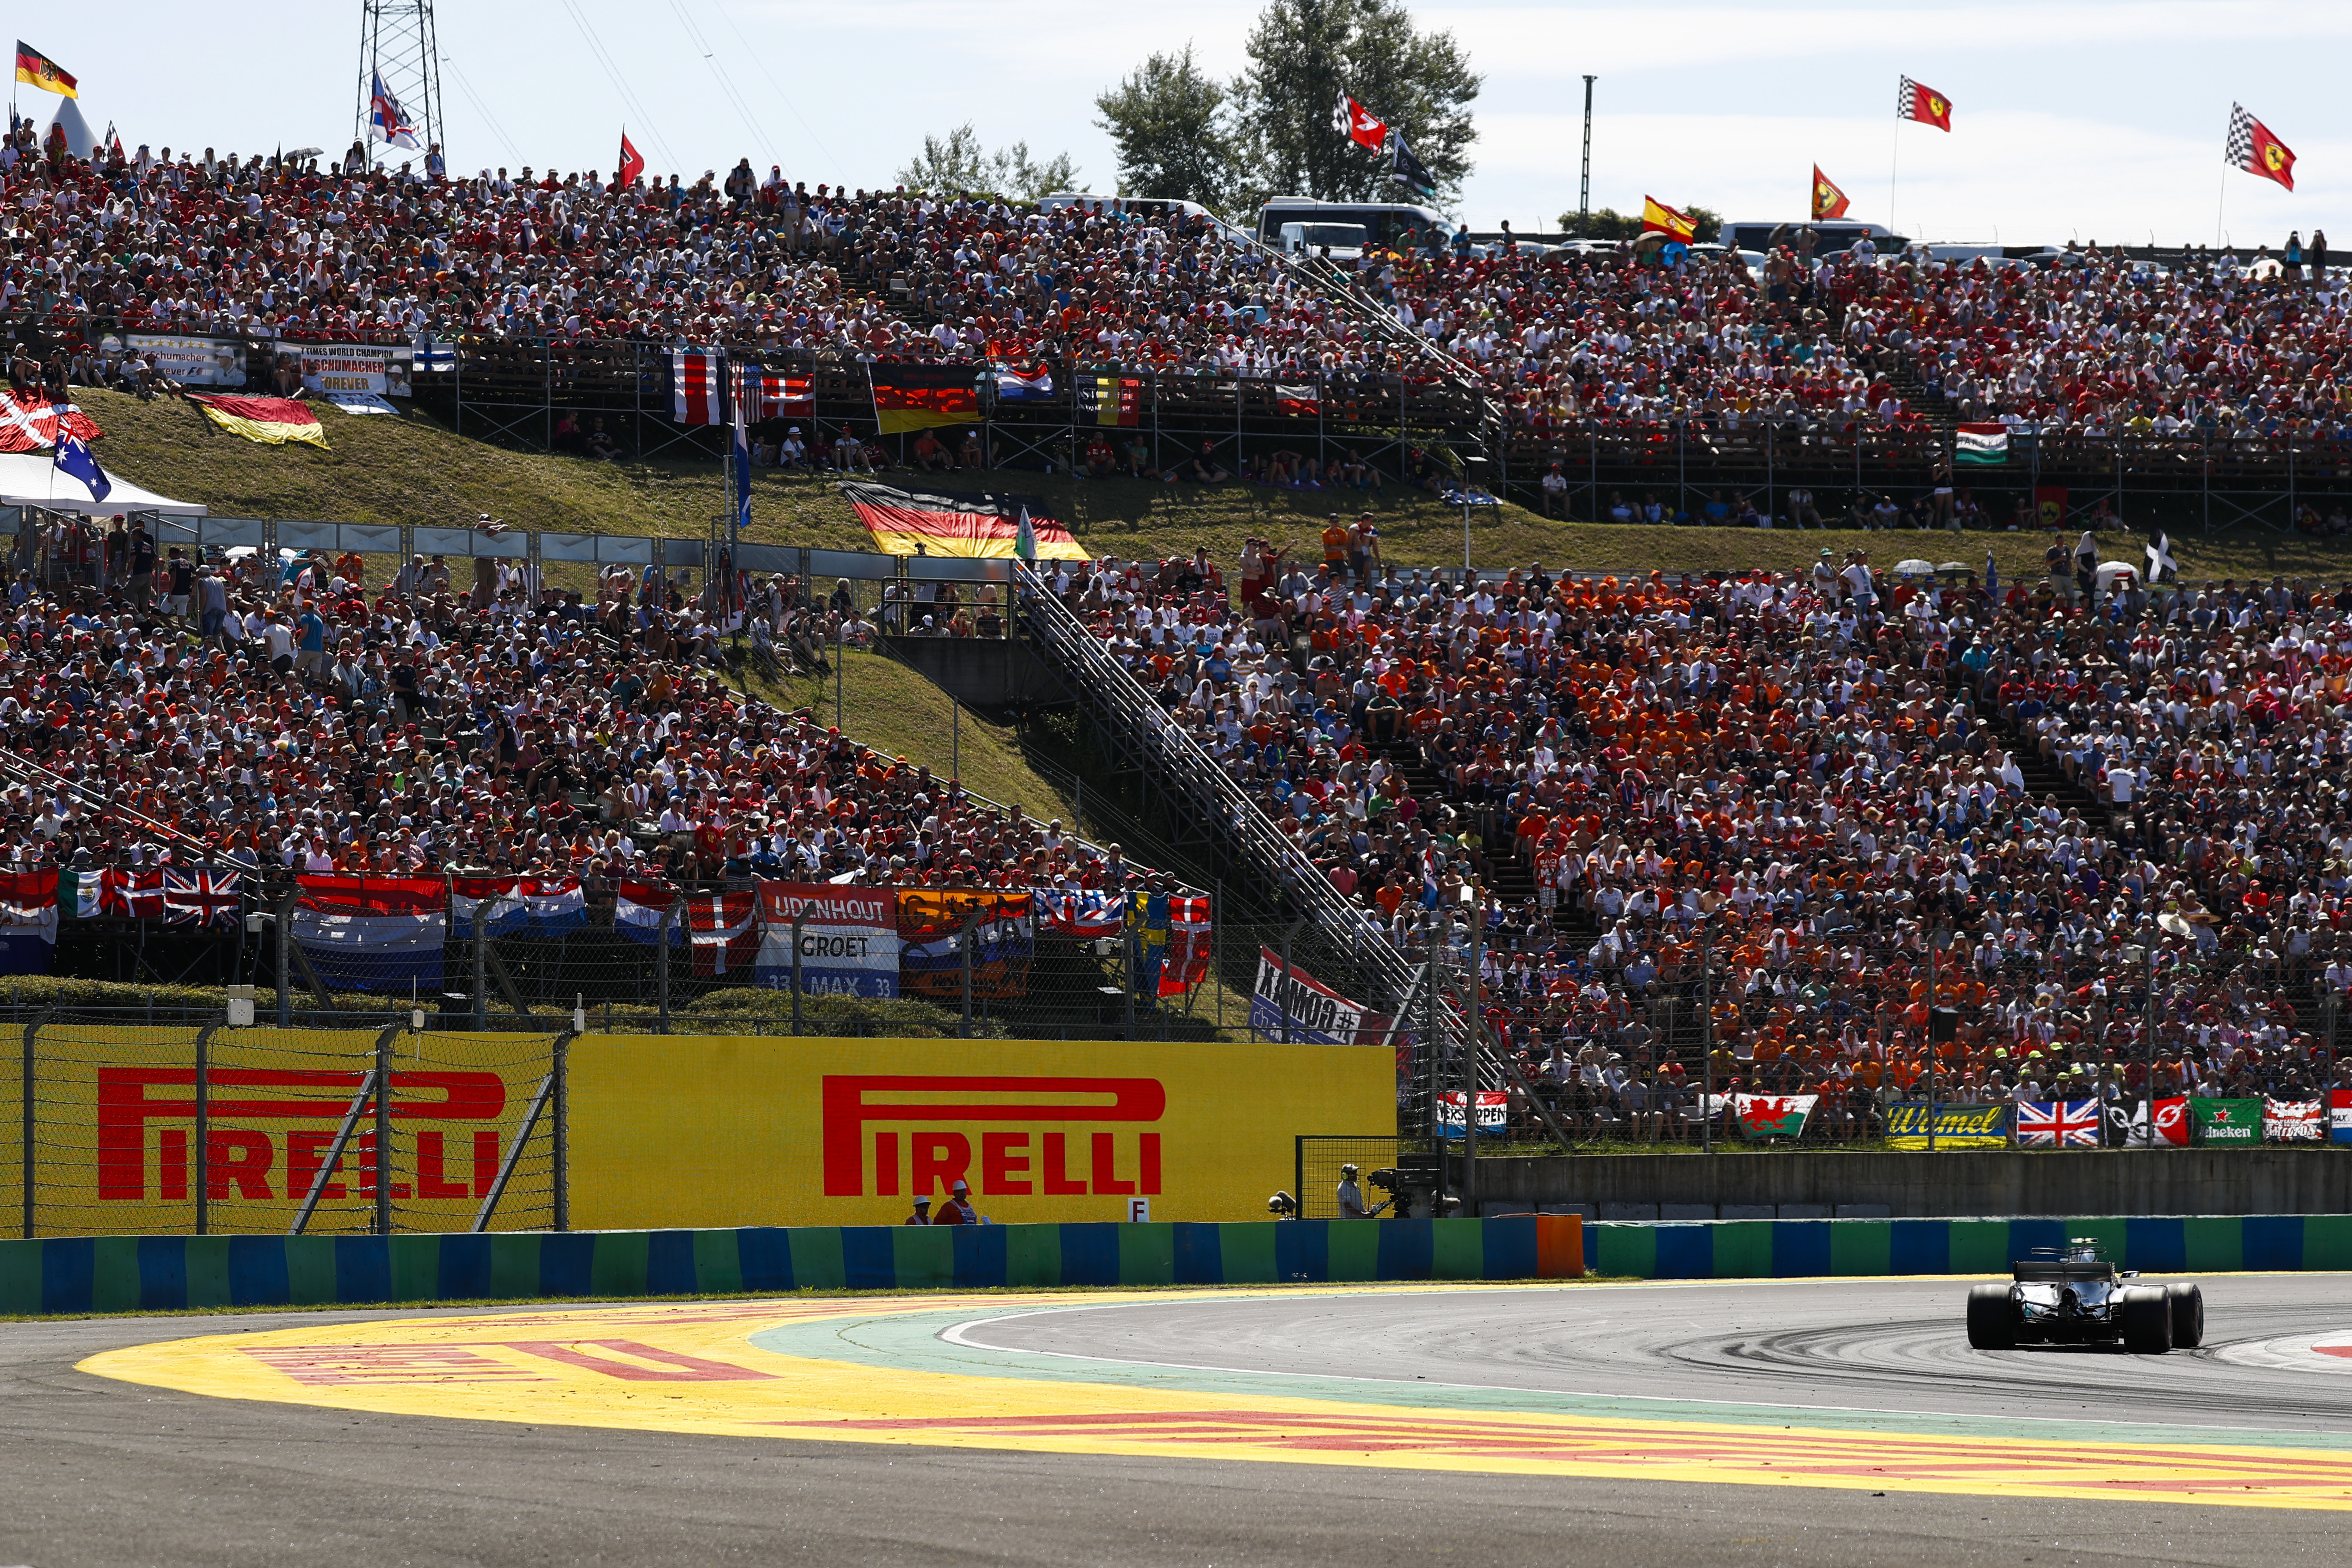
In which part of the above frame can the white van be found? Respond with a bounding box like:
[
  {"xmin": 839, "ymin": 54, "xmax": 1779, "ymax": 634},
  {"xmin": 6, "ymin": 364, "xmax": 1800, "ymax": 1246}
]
[{"xmin": 1257, "ymin": 197, "xmax": 1461, "ymax": 254}]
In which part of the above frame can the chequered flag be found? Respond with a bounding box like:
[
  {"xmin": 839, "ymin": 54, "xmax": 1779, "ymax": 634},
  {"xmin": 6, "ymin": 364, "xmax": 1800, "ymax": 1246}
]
[{"xmin": 2226, "ymin": 103, "xmax": 2256, "ymax": 170}]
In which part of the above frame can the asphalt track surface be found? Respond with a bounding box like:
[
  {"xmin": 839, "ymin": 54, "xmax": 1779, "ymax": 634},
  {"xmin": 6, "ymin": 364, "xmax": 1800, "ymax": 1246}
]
[{"xmin": 3, "ymin": 1274, "xmax": 2349, "ymax": 1568}]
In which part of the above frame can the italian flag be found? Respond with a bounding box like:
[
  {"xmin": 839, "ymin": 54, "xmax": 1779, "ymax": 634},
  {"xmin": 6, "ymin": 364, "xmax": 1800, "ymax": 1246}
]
[
  {"xmin": 1955, "ymin": 423, "xmax": 2009, "ymax": 465},
  {"xmin": 1734, "ymin": 1093, "xmax": 1817, "ymax": 1139}
]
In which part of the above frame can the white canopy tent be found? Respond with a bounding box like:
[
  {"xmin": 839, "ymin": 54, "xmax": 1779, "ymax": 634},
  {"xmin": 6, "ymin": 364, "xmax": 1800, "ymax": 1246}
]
[{"xmin": 0, "ymin": 452, "xmax": 206, "ymax": 516}]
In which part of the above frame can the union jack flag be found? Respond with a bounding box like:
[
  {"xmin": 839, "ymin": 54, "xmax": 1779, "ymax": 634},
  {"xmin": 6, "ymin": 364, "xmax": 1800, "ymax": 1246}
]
[
  {"xmin": 162, "ymin": 869, "xmax": 244, "ymax": 929},
  {"xmin": 2015, "ymin": 1098, "xmax": 2102, "ymax": 1148}
]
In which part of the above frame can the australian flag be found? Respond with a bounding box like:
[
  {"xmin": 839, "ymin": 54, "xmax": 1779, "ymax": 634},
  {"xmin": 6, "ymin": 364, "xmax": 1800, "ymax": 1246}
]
[
  {"xmin": 53, "ymin": 432, "xmax": 109, "ymax": 502},
  {"xmin": 1390, "ymin": 130, "xmax": 1436, "ymax": 198}
]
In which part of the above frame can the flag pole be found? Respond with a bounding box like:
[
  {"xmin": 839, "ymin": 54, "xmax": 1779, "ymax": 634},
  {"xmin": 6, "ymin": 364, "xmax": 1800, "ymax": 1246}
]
[
  {"xmin": 2214, "ymin": 166, "xmax": 2228, "ymax": 249},
  {"xmin": 1888, "ymin": 118, "xmax": 1900, "ymax": 237}
]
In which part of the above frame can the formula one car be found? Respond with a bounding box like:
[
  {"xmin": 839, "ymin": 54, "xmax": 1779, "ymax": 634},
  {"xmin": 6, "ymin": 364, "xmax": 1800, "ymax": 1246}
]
[{"xmin": 1965, "ymin": 1240, "xmax": 2203, "ymax": 1353}]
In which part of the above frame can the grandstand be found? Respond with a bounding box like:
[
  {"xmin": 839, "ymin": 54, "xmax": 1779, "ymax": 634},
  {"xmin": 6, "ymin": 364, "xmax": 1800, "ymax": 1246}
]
[{"xmin": 3, "ymin": 120, "xmax": 2351, "ymax": 1145}]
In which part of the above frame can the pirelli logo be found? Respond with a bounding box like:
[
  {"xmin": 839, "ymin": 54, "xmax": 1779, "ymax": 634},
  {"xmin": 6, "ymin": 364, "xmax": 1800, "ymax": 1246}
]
[{"xmin": 820, "ymin": 1075, "xmax": 1165, "ymax": 1199}]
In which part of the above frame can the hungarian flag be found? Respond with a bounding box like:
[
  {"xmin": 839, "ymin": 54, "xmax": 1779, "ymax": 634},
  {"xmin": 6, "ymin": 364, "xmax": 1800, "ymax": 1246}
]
[
  {"xmin": 1955, "ymin": 422, "xmax": 2009, "ymax": 465},
  {"xmin": 1811, "ymin": 164, "xmax": 1850, "ymax": 220},
  {"xmin": 839, "ymin": 481, "xmax": 1086, "ymax": 560},
  {"xmin": 190, "ymin": 394, "xmax": 329, "ymax": 449},
  {"xmin": 2264, "ymin": 1097, "xmax": 2325, "ymax": 1142},
  {"xmin": 1275, "ymin": 383, "xmax": 1322, "ymax": 417},
  {"xmin": 15, "ymin": 41, "xmax": 74, "ymax": 98},
  {"xmin": 2226, "ymin": 104, "xmax": 2295, "ymax": 191},
  {"xmin": 1332, "ymin": 92, "xmax": 1389, "ymax": 153},
  {"xmin": 2128, "ymin": 1095, "xmax": 2189, "ymax": 1147},
  {"xmin": 1640, "ymin": 196, "xmax": 1696, "ymax": 243},
  {"xmin": 869, "ymin": 363, "xmax": 980, "ymax": 434},
  {"xmin": 1733, "ymin": 1093, "xmax": 1815, "ymax": 1139},
  {"xmin": 1076, "ymin": 372, "xmax": 1140, "ymax": 427},
  {"xmin": 617, "ymin": 130, "xmax": 645, "ymax": 187},
  {"xmin": 1898, "ymin": 75, "xmax": 1952, "ymax": 132}
]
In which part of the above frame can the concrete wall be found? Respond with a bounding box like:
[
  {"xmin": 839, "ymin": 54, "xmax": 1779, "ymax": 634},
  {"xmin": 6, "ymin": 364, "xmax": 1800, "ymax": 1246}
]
[
  {"xmin": 1457, "ymin": 1150, "xmax": 2352, "ymax": 1220},
  {"xmin": 881, "ymin": 636, "xmax": 1071, "ymax": 708}
]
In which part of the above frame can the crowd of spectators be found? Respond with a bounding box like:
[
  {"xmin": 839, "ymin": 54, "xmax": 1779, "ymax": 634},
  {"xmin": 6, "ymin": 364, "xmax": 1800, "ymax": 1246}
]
[
  {"xmin": 0, "ymin": 521, "xmax": 1164, "ymax": 914},
  {"xmin": 1045, "ymin": 529, "xmax": 2352, "ymax": 1141}
]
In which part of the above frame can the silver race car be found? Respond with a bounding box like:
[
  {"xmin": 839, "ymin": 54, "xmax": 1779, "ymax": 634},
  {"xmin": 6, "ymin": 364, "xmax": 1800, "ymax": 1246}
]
[{"xmin": 1966, "ymin": 1240, "xmax": 2203, "ymax": 1352}]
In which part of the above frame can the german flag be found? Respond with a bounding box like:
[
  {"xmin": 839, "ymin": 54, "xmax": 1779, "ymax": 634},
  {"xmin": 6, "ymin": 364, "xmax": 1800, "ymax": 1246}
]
[
  {"xmin": 189, "ymin": 395, "xmax": 330, "ymax": 450},
  {"xmin": 839, "ymin": 481, "xmax": 1086, "ymax": 561},
  {"xmin": 868, "ymin": 362, "xmax": 980, "ymax": 435},
  {"xmin": 15, "ymin": 41, "xmax": 75, "ymax": 99}
]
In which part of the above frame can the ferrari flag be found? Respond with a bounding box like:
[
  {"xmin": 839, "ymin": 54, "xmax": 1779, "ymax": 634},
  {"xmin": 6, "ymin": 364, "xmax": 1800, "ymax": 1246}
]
[
  {"xmin": 2226, "ymin": 104, "xmax": 2295, "ymax": 191},
  {"xmin": 1811, "ymin": 164, "xmax": 1851, "ymax": 220},
  {"xmin": 1899, "ymin": 75, "xmax": 1952, "ymax": 132},
  {"xmin": 15, "ymin": 42, "xmax": 75, "ymax": 98},
  {"xmin": 1640, "ymin": 196, "xmax": 1696, "ymax": 243},
  {"xmin": 869, "ymin": 363, "xmax": 980, "ymax": 434}
]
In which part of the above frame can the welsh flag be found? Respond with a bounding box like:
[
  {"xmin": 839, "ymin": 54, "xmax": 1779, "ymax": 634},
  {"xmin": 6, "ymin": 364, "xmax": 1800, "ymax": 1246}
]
[
  {"xmin": 1733, "ymin": 1093, "xmax": 1815, "ymax": 1140},
  {"xmin": 1955, "ymin": 423, "xmax": 2009, "ymax": 465},
  {"xmin": 2264, "ymin": 1097, "xmax": 2326, "ymax": 1142},
  {"xmin": 2192, "ymin": 1096, "xmax": 2263, "ymax": 1146}
]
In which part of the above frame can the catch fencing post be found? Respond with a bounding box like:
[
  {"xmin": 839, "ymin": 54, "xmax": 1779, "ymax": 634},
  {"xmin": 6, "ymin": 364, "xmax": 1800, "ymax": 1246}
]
[
  {"xmin": 1462, "ymin": 883, "xmax": 1481, "ymax": 1214},
  {"xmin": 658, "ymin": 896, "xmax": 681, "ymax": 1034},
  {"xmin": 193, "ymin": 1022, "xmax": 221, "ymax": 1235},
  {"xmin": 373, "ymin": 1024, "xmax": 398, "ymax": 1236},
  {"xmin": 21, "ymin": 1011, "xmax": 48, "ymax": 1238},
  {"xmin": 552, "ymin": 1030, "xmax": 570, "ymax": 1233},
  {"xmin": 790, "ymin": 910, "xmax": 808, "ymax": 1035},
  {"xmin": 1278, "ymin": 922, "xmax": 1298, "ymax": 1044},
  {"xmin": 473, "ymin": 888, "xmax": 490, "ymax": 1029},
  {"xmin": 276, "ymin": 886, "xmax": 295, "ymax": 1026},
  {"xmin": 1700, "ymin": 918, "xmax": 1714, "ymax": 1155},
  {"xmin": 960, "ymin": 913, "xmax": 982, "ymax": 1039}
]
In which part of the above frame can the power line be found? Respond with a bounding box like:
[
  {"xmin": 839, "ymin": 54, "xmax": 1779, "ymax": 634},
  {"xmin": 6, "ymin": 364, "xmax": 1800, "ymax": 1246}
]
[
  {"xmin": 442, "ymin": 53, "xmax": 524, "ymax": 168},
  {"xmin": 704, "ymin": 0, "xmax": 839, "ymax": 171},
  {"xmin": 557, "ymin": 0, "xmax": 681, "ymax": 175},
  {"xmin": 665, "ymin": 0, "xmax": 770, "ymax": 159}
]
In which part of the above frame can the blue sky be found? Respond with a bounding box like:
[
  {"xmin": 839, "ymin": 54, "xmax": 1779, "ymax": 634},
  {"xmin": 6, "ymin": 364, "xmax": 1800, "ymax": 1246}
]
[{"xmin": 20, "ymin": 1, "xmax": 2342, "ymax": 245}]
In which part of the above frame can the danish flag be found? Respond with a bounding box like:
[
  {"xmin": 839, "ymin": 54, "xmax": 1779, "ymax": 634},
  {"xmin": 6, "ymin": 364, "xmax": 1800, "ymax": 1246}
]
[
  {"xmin": 162, "ymin": 869, "xmax": 244, "ymax": 929},
  {"xmin": 99, "ymin": 868, "xmax": 164, "ymax": 920}
]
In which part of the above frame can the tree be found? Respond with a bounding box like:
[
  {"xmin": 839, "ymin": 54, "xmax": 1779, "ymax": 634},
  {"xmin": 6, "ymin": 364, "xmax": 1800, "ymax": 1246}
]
[
  {"xmin": 1557, "ymin": 203, "xmax": 1722, "ymax": 244},
  {"xmin": 896, "ymin": 124, "xmax": 1080, "ymax": 202},
  {"xmin": 1228, "ymin": 0, "xmax": 1479, "ymax": 211},
  {"xmin": 1095, "ymin": 43, "xmax": 1233, "ymax": 208}
]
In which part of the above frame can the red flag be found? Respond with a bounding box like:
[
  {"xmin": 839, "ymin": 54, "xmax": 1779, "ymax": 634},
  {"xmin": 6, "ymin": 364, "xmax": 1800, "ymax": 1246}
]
[
  {"xmin": 1332, "ymin": 91, "xmax": 1389, "ymax": 153},
  {"xmin": 617, "ymin": 131, "xmax": 645, "ymax": 187},
  {"xmin": 1898, "ymin": 76, "xmax": 1952, "ymax": 132},
  {"xmin": 1810, "ymin": 164, "xmax": 1850, "ymax": 220},
  {"xmin": 2226, "ymin": 104, "xmax": 2294, "ymax": 192}
]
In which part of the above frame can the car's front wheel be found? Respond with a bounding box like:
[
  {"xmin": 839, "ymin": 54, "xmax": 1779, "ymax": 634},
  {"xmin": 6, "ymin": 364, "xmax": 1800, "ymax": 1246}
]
[
  {"xmin": 2119, "ymin": 1286, "xmax": 2174, "ymax": 1353},
  {"xmin": 2166, "ymin": 1282, "xmax": 2204, "ymax": 1348},
  {"xmin": 1966, "ymin": 1283, "xmax": 2018, "ymax": 1349}
]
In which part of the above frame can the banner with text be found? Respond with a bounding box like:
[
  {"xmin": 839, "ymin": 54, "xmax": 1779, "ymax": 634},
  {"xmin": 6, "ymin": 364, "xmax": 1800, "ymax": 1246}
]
[
  {"xmin": 1248, "ymin": 947, "xmax": 1368, "ymax": 1045},
  {"xmin": 753, "ymin": 882, "xmax": 899, "ymax": 997}
]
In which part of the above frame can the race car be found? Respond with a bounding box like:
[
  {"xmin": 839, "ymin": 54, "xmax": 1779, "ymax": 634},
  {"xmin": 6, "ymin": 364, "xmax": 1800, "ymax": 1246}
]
[{"xmin": 1965, "ymin": 1240, "xmax": 2203, "ymax": 1352}]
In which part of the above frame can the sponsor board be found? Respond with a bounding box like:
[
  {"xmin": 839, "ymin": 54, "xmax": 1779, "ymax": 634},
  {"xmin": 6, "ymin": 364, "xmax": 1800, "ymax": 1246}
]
[
  {"xmin": 7, "ymin": 1027, "xmax": 555, "ymax": 1234},
  {"xmin": 2193, "ymin": 1096, "xmax": 2263, "ymax": 1146},
  {"xmin": 567, "ymin": 1035, "xmax": 1393, "ymax": 1227},
  {"xmin": 1884, "ymin": 1102, "xmax": 2012, "ymax": 1148}
]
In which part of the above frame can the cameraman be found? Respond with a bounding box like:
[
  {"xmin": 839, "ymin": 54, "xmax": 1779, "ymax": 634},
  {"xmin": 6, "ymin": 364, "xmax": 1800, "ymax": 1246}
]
[{"xmin": 1335, "ymin": 1163, "xmax": 1372, "ymax": 1219}]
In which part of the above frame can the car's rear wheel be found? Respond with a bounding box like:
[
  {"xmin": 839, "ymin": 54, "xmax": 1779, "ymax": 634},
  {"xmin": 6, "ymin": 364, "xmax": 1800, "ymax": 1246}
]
[
  {"xmin": 1966, "ymin": 1283, "xmax": 2018, "ymax": 1349},
  {"xmin": 2119, "ymin": 1286, "xmax": 2173, "ymax": 1353},
  {"xmin": 2166, "ymin": 1282, "xmax": 2204, "ymax": 1348}
]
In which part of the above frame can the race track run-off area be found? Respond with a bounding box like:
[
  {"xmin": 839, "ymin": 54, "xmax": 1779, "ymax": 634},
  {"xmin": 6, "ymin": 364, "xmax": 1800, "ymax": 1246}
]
[{"xmin": 18, "ymin": 1274, "xmax": 2352, "ymax": 1566}]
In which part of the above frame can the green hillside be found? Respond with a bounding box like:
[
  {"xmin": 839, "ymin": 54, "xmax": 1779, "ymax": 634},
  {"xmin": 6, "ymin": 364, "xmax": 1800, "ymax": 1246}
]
[{"xmin": 75, "ymin": 386, "xmax": 2350, "ymax": 583}]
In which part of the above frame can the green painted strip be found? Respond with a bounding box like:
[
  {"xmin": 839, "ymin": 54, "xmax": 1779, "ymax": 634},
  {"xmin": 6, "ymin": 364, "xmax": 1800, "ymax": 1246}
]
[
  {"xmin": 892, "ymin": 1225, "xmax": 955, "ymax": 1289},
  {"xmin": 1830, "ymin": 1220, "xmax": 1891, "ymax": 1277},
  {"xmin": 748, "ymin": 1299, "xmax": 2352, "ymax": 1453},
  {"xmin": 0, "ymin": 1240, "xmax": 37, "ymax": 1314},
  {"xmin": 285, "ymin": 1237, "xmax": 339, "ymax": 1306},
  {"xmin": 1431, "ymin": 1218, "xmax": 1484, "ymax": 1280},
  {"xmin": 1594, "ymin": 1222, "xmax": 1656, "ymax": 1278},
  {"xmin": 998, "ymin": 1223, "xmax": 1057, "ymax": 1288},
  {"xmin": 389, "ymin": 1235, "xmax": 441, "ymax": 1303},
  {"xmin": 2304, "ymin": 1214, "xmax": 2352, "ymax": 1271},
  {"xmin": 1946, "ymin": 1219, "xmax": 2010, "ymax": 1274},
  {"xmin": 184, "ymin": 1237, "xmax": 233, "ymax": 1309},
  {"xmin": 90, "ymin": 1236, "xmax": 142, "ymax": 1314},
  {"xmin": 589, "ymin": 1231, "xmax": 650, "ymax": 1297},
  {"xmin": 2069, "ymin": 1216, "xmax": 2129, "ymax": 1270},
  {"xmin": 1216, "ymin": 1222, "xmax": 1277, "ymax": 1284},
  {"xmin": 489, "ymin": 1234, "xmax": 541, "ymax": 1300},
  {"xmin": 1712, "ymin": 1220, "xmax": 1773, "ymax": 1279},
  {"xmin": 692, "ymin": 1228, "xmax": 743, "ymax": 1295},
  {"xmin": 1117, "ymin": 1223, "xmax": 1174, "ymax": 1287},
  {"xmin": 2183, "ymin": 1216, "xmax": 2243, "ymax": 1272},
  {"xmin": 787, "ymin": 1227, "xmax": 847, "ymax": 1291},
  {"xmin": 1326, "ymin": 1219, "xmax": 1380, "ymax": 1282}
]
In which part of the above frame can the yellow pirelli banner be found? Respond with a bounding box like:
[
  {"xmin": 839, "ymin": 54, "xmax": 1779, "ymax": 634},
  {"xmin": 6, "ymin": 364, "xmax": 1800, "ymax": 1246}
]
[
  {"xmin": 568, "ymin": 1035, "xmax": 1394, "ymax": 1229},
  {"xmin": 8, "ymin": 1026, "xmax": 558, "ymax": 1236}
]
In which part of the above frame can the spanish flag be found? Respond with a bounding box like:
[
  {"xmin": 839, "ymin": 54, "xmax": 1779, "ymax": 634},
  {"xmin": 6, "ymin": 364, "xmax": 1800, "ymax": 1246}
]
[
  {"xmin": 189, "ymin": 394, "xmax": 330, "ymax": 450},
  {"xmin": 868, "ymin": 362, "xmax": 980, "ymax": 435},
  {"xmin": 15, "ymin": 41, "xmax": 75, "ymax": 98},
  {"xmin": 1640, "ymin": 196, "xmax": 1696, "ymax": 244}
]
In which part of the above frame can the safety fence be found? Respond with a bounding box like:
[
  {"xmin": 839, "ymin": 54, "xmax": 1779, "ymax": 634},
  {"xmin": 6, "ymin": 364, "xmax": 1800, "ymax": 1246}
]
[
  {"xmin": 0, "ymin": 1214, "xmax": 1584, "ymax": 1315},
  {"xmin": 1578, "ymin": 1213, "xmax": 2352, "ymax": 1279}
]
